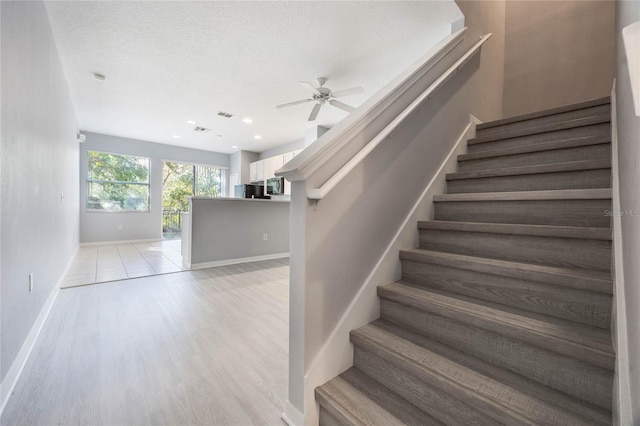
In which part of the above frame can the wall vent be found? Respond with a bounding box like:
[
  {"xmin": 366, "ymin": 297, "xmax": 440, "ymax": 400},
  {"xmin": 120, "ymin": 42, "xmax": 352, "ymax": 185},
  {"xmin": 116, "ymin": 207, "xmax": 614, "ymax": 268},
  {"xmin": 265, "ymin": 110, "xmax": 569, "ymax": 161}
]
[
  {"xmin": 217, "ymin": 111, "xmax": 234, "ymax": 118},
  {"xmin": 193, "ymin": 126, "xmax": 212, "ymax": 133}
]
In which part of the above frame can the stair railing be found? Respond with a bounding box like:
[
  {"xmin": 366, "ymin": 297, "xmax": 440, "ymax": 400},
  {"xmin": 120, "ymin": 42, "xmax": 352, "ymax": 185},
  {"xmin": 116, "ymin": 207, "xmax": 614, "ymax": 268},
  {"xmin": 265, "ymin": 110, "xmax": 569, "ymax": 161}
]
[{"xmin": 303, "ymin": 33, "xmax": 490, "ymax": 200}]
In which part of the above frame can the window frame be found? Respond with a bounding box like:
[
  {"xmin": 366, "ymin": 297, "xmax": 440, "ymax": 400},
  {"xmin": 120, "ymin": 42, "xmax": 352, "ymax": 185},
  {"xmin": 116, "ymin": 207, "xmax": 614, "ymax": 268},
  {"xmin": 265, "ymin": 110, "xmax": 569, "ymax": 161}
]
[
  {"xmin": 161, "ymin": 159, "xmax": 228, "ymax": 202},
  {"xmin": 86, "ymin": 150, "xmax": 151, "ymax": 213}
]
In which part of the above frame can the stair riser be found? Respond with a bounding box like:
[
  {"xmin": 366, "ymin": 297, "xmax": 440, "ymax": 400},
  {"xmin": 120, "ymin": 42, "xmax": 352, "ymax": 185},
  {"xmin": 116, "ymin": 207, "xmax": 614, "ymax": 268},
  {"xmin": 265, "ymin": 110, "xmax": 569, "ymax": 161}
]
[
  {"xmin": 318, "ymin": 407, "xmax": 350, "ymax": 426},
  {"xmin": 401, "ymin": 259, "xmax": 612, "ymax": 328},
  {"xmin": 380, "ymin": 300, "xmax": 613, "ymax": 411},
  {"xmin": 468, "ymin": 123, "xmax": 611, "ymax": 154},
  {"xmin": 476, "ymin": 104, "xmax": 611, "ymax": 138},
  {"xmin": 458, "ymin": 143, "xmax": 611, "ymax": 172},
  {"xmin": 434, "ymin": 199, "xmax": 612, "ymax": 228},
  {"xmin": 352, "ymin": 347, "xmax": 517, "ymax": 426},
  {"xmin": 447, "ymin": 168, "xmax": 611, "ymax": 194},
  {"xmin": 400, "ymin": 250, "xmax": 613, "ymax": 294},
  {"xmin": 419, "ymin": 229, "xmax": 611, "ymax": 271}
]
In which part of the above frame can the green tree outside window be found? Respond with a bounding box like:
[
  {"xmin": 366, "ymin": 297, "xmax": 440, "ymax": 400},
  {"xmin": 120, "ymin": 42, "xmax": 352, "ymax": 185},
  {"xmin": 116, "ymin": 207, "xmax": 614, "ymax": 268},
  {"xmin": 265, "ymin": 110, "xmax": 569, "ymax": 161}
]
[{"xmin": 87, "ymin": 151, "xmax": 150, "ymax": 211}]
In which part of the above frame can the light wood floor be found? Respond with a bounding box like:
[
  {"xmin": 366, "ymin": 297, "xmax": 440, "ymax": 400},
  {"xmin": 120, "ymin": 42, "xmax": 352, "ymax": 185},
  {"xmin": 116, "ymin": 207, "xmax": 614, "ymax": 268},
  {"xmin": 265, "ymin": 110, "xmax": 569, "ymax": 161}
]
[
  {"xmin": 1, "ymin": 259, "xmax": 289, "ymax": 426},
  {"xmin": 62, "ymin": 239, "xmax": 185, "ymax": 288}
]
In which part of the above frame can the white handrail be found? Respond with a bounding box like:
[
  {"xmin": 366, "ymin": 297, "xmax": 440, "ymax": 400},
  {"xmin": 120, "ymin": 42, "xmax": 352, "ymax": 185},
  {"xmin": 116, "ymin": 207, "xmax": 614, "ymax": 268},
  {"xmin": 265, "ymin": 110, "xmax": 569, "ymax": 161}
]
[{"xmin": 307, "ymin": 33, "xmax": 491, "ymax": 200}]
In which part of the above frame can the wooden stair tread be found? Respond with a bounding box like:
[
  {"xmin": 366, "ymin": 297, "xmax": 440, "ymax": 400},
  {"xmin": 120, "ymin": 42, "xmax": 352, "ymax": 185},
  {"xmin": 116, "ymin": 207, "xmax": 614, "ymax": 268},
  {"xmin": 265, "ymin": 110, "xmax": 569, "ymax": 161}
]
[
  {"xmin": 378, "ymin": 282, "xmax": 615, "ymax": 369},
  {"xmin": 446, "ymin": 159, "xmax": 611, "ymax": 181},
  {"xmin": 476, "ymin": 97, "xmax": 611, "ymax": 131},
  {"xmin": 351, "ymin": 323, "xmax": 600, "ymax": 425},
  {"xmin": 458, "ymin": 134, "xmax": 611, "ymax": 162},
  {"xmin": 371, "ymin": 319, "xmax": 613, "ymax": 425},
  {"xmin": 469, "ymin": 114, "xmax": 611, "ymax": 145},
  {"xmin": 316, "ymin": 367, "xmax": 444, "ymax": 426},
  {"xmin": 400, "ymin": 248, "xmax": 612, "ymax": 294},
  {"xmin": 417, "ymin": 220, "xmax": 612, "ymax": 240},
  {"xmin": 433, "ymin": 188, "xmax": 612, "ymax": 202}
]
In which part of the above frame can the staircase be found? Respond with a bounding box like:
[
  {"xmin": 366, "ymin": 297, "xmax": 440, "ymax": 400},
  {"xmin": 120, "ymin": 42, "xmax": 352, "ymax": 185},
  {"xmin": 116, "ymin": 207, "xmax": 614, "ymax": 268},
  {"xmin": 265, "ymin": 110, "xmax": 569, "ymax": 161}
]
[{"xmin": 315, "ymin": 97, "xmax": 615, "ymax": 425}]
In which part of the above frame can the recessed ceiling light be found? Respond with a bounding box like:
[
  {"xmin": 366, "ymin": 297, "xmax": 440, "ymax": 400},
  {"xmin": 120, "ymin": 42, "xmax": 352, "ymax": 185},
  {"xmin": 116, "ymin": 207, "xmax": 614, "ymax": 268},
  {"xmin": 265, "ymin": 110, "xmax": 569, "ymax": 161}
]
[
  {"xmin": 186, "ymin": 120, "xmax": 196, "ymax": 125},
  {"xmin": 243, "ymin": 118, "xmax": 253, "ymax": 124},
  {"xmin": 254, "ymin": 135, "xmax": 262, "ymax": 140},
  {"xmin": 93, "ymin": 73, "xmax": 106, "ymax": 81},
  {"xmin": 172, "ymin": 135, "xmax": 180, "ymax": 138},
  {"xmin": 231, "ymin": 145, "xmax": 238, "ymax": 149}
]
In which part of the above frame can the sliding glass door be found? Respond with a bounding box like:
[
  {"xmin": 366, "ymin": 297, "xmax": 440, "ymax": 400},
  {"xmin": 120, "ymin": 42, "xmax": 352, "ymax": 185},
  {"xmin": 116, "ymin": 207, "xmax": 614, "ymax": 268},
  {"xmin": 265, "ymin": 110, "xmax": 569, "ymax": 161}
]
[{"xmin": 162, "ymin": 161, "xmax": 226, "ymax": 238}]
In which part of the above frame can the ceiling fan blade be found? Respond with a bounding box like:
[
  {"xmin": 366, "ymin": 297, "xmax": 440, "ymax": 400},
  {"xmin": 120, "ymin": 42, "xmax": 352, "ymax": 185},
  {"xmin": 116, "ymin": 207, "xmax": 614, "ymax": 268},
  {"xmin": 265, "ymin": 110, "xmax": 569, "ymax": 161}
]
[
  {"xmin": 276, "ymin": 99, "xmax": 313, "ymax": 109},
  {"xmin": 299, "ymin": 81, "xmax": 319, "ymax": 93},
  {"xmin": 308, "ymin": 103, "xmax": 322, "ymax": 121},
  {"xmin": 331, "ymin": 86, "xmax": 364, "ymax": 98},
  {"xmin": 329, "ymin": 99, "xmax": 355, "ymax": 113}
]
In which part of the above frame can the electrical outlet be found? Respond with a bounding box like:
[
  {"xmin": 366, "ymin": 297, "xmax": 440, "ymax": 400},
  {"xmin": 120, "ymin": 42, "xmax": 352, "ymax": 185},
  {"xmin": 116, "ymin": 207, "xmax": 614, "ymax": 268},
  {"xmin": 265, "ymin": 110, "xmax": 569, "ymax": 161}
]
[
  {"xmin": 117, "ymin": 224, "xmax": 123, "ymax": 231},
  {"xmin": 263, "ymin": 233, "xmax": 268, "ymax": 241},
  {"xmin": 29, "ymin": 273, "xmax": 33, "ymax": 292}
]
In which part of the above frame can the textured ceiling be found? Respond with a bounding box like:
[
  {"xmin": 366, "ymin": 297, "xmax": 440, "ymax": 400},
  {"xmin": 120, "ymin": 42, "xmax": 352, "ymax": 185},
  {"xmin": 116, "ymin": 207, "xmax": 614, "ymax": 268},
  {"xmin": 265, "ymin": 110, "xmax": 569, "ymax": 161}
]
[{"xmin": 45, "ymin": 1, "xmax": 462, "ymax": 154}]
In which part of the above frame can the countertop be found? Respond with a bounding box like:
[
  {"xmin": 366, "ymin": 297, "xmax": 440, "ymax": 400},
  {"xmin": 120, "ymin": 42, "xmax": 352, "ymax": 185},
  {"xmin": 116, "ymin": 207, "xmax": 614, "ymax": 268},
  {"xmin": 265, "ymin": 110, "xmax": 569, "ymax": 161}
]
[{"xmin": 190, "ymin": 196, "xmax": 290, "ymax": 203}]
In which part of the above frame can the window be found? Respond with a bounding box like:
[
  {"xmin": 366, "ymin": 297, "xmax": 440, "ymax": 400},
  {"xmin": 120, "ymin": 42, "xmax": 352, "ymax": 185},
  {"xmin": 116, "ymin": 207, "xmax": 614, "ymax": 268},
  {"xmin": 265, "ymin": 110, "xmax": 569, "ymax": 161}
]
[
  {"xmin": 194, "ymin": 164, "xmax": 225, "ymax": 198},
  {"xmin": 161, "ymin": 161, "xmax": 226, "ymax": 237},
  {"xmin": 87, "ymin": 151, "xmax": 150, "ymax": 211}
]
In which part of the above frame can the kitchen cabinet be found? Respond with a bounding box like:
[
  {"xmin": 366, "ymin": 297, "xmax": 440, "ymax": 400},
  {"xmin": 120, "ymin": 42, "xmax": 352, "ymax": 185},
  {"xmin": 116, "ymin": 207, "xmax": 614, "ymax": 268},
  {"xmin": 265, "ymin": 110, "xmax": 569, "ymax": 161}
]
[
  {"xmin": 256, "ymin": 161, "xmax": 265, "ymax": 181},
  {"xmin": 249, "ymin": 148, "xmax": 303, "ymax": 194},
  {"xmin": 267, "ymin": 155, "xmax": 284, "ymax": 177},
  {"xmin": 250, "ymin": 160, "xmax": 264, "ymax": 182},
  {"xmin": 249, "ymin": 162, "xmax": 257, "ymax": 182}
]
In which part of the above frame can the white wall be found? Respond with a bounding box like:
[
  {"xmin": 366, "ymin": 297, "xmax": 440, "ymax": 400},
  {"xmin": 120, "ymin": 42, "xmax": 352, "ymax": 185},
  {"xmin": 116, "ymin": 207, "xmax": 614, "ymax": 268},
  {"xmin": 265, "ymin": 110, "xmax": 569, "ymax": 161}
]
[
  {"xmin": 0, "ymin": 0, "xmax": 79, "ymax": 380},
  {"xmin": 259, "ymin": 139, "xmax": 305, "ymax": 161},
  {"xmin": 502, "ymin": 0, "xmax": 615, "ymax": 117},
  {"xmin": 189, "ymin": 198, "xmax": 289, "ymax": 265},
  {"xmin": 614, "ymin": 1, "xmax": 640, "ymax": 423},
  {"xmin": 456, "ymin": 0, "xmax": 506, "ymax": 122},
  {"xmin": 79, "ymin": 132, "xmax": 229, "ymax": 243}
]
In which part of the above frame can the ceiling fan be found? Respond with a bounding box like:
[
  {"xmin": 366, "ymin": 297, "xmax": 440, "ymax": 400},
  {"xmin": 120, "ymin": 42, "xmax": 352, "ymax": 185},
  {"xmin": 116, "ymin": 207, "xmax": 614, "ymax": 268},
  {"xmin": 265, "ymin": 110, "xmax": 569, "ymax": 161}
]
[{"xmin": 276, "ymin": 78, "xmax": 364, "ymax": 121}]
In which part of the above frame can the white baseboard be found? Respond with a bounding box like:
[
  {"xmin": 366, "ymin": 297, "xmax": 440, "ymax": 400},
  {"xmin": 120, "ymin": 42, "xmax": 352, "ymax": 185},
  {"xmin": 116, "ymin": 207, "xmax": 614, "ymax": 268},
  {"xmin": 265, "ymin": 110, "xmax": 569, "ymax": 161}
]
[
  {"xmin": 282, "ymin": 400, "xmax": 304, "ymax": 426},
  {"xmin": 80, "ymin": 238, "xmax": 163, "ymax": 247},
  {"xmin": 0, "ymin": 244, "xmax": 79, "ymax": 417},
  {"xmin": 190, "ymin": 252, "xmax": 289, "ymax": 270},
  {"xmin": 300, "ymin": 118, "xmax": 477, "ymax": 425}
]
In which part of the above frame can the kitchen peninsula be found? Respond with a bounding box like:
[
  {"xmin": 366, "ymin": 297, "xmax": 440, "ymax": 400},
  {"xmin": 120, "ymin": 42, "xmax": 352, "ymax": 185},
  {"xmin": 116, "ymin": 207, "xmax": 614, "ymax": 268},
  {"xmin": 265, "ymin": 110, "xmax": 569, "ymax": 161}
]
[{"xmin": 181, "ymin": 197, "xmax": 290, "ymax": 269}]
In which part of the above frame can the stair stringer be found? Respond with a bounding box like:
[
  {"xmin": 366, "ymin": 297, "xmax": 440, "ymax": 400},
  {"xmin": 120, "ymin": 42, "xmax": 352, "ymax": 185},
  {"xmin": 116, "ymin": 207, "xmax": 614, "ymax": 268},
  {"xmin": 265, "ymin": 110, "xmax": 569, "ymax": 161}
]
[{"xmin": 298, "ymin": 118, "xmax": 479, "ymax": 426}]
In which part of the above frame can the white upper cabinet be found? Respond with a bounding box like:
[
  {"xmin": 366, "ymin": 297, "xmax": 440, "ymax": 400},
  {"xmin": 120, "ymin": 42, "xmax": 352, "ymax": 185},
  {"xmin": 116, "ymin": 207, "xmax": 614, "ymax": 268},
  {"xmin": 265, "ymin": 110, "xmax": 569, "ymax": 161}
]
[
  {"xmin": 267, "ymin": 155, "xmax": 284, "ymax": 177},
  {"xmin": 249, "ymin": 148, "xmax": 303, "ymax": 194},
  {"xmin": 255, "ymin": 160, "xmax": 265, "ymax": 181}
]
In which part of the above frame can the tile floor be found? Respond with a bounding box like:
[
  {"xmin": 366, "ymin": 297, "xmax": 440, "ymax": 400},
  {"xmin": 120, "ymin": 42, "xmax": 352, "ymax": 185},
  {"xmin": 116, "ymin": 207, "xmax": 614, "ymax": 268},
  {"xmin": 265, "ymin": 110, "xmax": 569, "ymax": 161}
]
[{"xmin": 62, "ymin": 239, "xmax": 185, "ymax": 288}]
